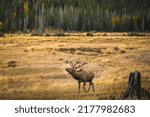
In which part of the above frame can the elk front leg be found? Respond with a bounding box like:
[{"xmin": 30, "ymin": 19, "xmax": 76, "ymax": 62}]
[
  {"xmin": 83, "ymin": 82, "xmax": 87, "ymax": 93},
  {"xmin": 78, "ymin": 81, "xmax": 81, "ymax": 94}
]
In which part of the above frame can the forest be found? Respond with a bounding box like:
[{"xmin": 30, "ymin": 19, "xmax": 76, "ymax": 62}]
[{"xmin": 0, "ymin": 0, "xmax": 150, "ymax": 33}]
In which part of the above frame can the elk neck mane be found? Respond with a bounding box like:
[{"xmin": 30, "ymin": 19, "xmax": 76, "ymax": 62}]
[{"xmin": 70, "ymin": 70, "xmax": 83, "ymax": 80}]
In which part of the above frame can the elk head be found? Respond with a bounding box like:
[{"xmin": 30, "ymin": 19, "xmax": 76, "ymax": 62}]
[{"xmin": 65, "ymin": 59, "xmax": 87, "ymax": 75}]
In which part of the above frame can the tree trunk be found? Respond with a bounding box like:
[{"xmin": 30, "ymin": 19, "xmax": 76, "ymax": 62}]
[{"xmin": 38, "ymin": 3, "xmax": 44, "ymax": 32}]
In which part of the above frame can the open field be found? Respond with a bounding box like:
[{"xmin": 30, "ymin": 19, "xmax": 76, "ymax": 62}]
[{"xmin": 0, "ymin": 33, "xmax": 150, "ymax": 99}]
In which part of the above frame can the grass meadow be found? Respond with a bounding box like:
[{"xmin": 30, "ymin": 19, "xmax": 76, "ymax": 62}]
[{"xmin": 0, "ymin": 32, "xmax": 149, "ymax": 99}]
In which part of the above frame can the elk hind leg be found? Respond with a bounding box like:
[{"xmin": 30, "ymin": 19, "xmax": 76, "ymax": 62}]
[
  {"xmin": 83, "ymin": 82, "xmax": 87, "ymax": 93},
  {"xmin": 87, "ymin": 81, "xmax": 92, "ymax": 93},
  {"xmin": 91, "ymin": 82, "xmax": 95, "ymax": 92}
]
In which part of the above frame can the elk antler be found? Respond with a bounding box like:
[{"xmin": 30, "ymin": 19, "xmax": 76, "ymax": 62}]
[
  {"xmin": 74, "ymin": 62, "xmax": 87, "ymax": 70},
  {"xmin": 70, "ymin": 59, "xmax": 87, "ymax": 70},
  {"xmin": 70, "ymin": 59, "xmax": 79, "ymax": 69}
]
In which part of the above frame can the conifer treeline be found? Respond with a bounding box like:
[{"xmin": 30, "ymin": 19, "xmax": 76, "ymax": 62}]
[{"xmin": 0, "ymin": 0, "xmax": 150, "ymax": 32}]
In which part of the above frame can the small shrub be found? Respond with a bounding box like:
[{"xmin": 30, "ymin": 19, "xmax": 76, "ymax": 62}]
[
  {"xmin": 122, "ymin": 33, "xmax": 126, "ymax": 36},
  {"xmin": 31, "ymin": 48, "xmax": 34, "ymax": 51},
  {"xmin": 24, "ymin": 49, "xmax": 28, "ymax": 52},
  {"xmin": 127, "ymin": 32, "xmax": 146, "ymax": 36},
  {"xmin": 31, "ymin": 31, "xmax": 43, "ymax": 36},
  {"xmin": 52, "ymin": 52, "xmax": 56, "ymax": 54},
  {"xmin": 59, "ymin": 58, "xmax": 63, "ymax": 61},
  {"xmin": 86, "ymin": 32, "xmax": 93, "ymax": 36},
  {"xmin": 65, "ymin": 61, "xmax": 69, "ymax": 63},
  {"xmin": 103, "ymin": 33, "xmax": 107, "ymax": 36},
  {"xmin": 44, "ymin": 33, "xmax": 50, "ymax": 36},
  {"xmin": 120, "ymin": 50, "xmax": 126, "ymax": 54},
  {"xmin": 113, "ymin": 47, "xmax": 120, "ymax": 51},
  {"xmin": 107, "ymin": 51, "xmax": 112, "ymax": 54},
  {"xmin": 7, "ymin": 61, "xmax": 16, "ymax": 68}
]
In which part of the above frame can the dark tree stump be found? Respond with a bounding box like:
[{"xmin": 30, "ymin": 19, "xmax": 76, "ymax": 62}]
[
  {"xmin": 123, "ymin": 71, "xmax": 141, "ymax": 100},
  {"xmin": 122, "ymin": 70, "xmax": 150, "ymax": 100}
]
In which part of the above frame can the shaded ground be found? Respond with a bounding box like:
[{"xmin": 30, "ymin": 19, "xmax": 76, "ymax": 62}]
[{"xmin": 0, "ymin": 32, "xmax": 150, "ymax": 99}]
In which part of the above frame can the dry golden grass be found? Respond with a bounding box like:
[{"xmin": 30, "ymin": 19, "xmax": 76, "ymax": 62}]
[{"xmin": 0, "ymin": 32, "xmax": 150, "ymax": 99}]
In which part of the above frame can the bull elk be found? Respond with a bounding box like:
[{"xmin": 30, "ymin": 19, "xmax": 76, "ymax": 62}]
[{"xmin": 65, "ymin": 60, "xmax": 95, "ymax": 94}]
